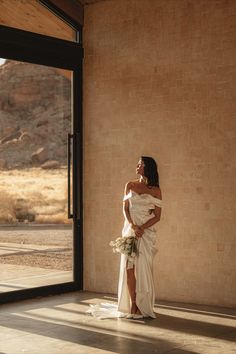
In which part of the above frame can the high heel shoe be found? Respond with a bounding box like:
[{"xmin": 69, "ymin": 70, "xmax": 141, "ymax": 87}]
[
  {"xmin": 126, "ymin": 313, "xmax": 134, "ymax": 319},
  {"xmin": 132, "ymin": 313, "xmax": 144, "ymax": 319},
  {"xmin": 126, "ymin": 301, "xmax": 137, "ymax": 319}
]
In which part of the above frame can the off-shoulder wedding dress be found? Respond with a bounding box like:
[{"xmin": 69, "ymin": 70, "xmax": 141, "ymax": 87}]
[
  {"xmin": 87, "ymin": 189, "xmax": 162, "ymax": 319},
  {"xmin": 118, "ymin": 190, "xmax": 162, "ymax": 318}
]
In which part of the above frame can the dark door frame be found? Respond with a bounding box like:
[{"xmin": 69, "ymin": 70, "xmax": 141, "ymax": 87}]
[{"xmin": 0, "ymin": 24, "xmax": 83, "ymax": 303}]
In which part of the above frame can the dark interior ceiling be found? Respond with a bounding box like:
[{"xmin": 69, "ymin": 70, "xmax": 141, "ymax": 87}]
[{"xmin": 78, "ymin": 0, "xmax": 106, "ymax": 5}]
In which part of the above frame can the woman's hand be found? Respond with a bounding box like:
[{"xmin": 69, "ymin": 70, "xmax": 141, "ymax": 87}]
[
  {"xmin": 136, "ymin": 227, "xmax": 144, "ymax": 238},
  {"xmin": 131, "ymin": 224, "xmax": 144, "ymax": 238}
]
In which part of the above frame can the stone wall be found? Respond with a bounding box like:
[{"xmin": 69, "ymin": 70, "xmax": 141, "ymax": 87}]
[{"xmin": 83, "ymin": 0, "xmax": 236, "ymax": 307}]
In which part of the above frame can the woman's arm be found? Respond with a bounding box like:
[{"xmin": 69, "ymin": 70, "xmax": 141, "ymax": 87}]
[
  {"xmin": 140, "ymin": 205, "xmax": 161, "ymax": 230},
  {"xmin": 123, "ymin": 182, "xmax": 143, "ymax": 237},
  {"xmin": 123, "ymin": 182, "xmax": 135, "ymax": 227}
]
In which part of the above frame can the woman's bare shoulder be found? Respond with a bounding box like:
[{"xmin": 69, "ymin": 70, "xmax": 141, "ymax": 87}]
[
  {"xmin": 131, "ymin": 179, "xmax": 140, "ymax": 186},
  {"xmin": 124, "ymin": 179, "xmax": 139, "ymax": 194},
  {"xmin": 124, "ymin": 181, "xmax": 133, "ymax": 193},
  {"xmin": 125, "ymin": 179, "xmax": 139, "ymax": 188}
]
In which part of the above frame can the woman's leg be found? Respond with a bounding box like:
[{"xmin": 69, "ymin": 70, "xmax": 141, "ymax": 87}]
[
  {"xmin": 126, "ymin": 267, "xmax": 136, "ymax": 313},
  {"xmin": 126, "ymin": 266, "xmax": 142, "ymax": 314}
]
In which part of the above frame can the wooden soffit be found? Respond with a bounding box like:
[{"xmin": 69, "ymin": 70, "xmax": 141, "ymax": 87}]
[{"xmin": 40, "ymin": 0, "xmax": 84, "ymax": 27}]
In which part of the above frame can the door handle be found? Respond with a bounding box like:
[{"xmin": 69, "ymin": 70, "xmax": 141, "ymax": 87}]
[{"xmin": 67, "ymin": 133, "xmax": 73, "ymax": 218}]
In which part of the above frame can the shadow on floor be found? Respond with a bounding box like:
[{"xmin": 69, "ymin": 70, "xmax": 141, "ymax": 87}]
[
  {"xmin": 1, "ymin": 292, "xmax": 235, "ymax": 347},
  {"xmin": 156, "ymin": 301, "xmax": 236, "ymax": 319},
  {"xmin": 1, "ymin": 312, "xmax": 199, "ymax": 354}
]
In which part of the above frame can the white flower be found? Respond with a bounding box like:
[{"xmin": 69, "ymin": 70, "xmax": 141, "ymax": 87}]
[{"xmin": 109, "ymin": 235, "xmax": 138, "ymax": 264}]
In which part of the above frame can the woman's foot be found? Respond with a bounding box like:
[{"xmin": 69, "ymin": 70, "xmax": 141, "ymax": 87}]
[
  {"xmin": 132, "ymin": 313, "xmax": 144, "ymax": 319},
  {"xmin": 127, "ymin": 303, "xmax": 144, "ymax": 319},
  {"xmin": 131, "ymin": 302, "xmax": 138, "ymax": 314},
  {"xmin": 133, "ymin": 304, "xmax": 143, "ymax": 318},
  {"xmin": 126, "ymin": 313, "xmax": 134, "ymax": 319},
  {"xmin": 126, "ymin": 301, "xmax": 137, "ymax": 319},
  {"xmin": 135, "ymin": 304, "xmax": 142, "ymax": 315}
]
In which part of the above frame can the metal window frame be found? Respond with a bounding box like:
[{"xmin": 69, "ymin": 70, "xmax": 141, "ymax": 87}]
[{"xmin": 0, "ymin": 24, "xmax": 83, "ymax": 304}]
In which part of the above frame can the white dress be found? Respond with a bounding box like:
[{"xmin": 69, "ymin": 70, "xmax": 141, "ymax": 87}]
[
  {"xmin": 118, "ymin": 190, "xmax": 162, "ymax": 318},
  {"xmin": 86, "ymin": 189, "xmax": 162, "ymax": 319}
]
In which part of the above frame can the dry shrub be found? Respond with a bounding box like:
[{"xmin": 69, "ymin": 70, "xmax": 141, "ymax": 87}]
[
  {"xmin": 0, "ymin": 190, "xmax": 17, "ymax": 223},
  {"xmin": 0, "ymin": 168, "xmax": 70, "ymax": 224},
  {"xmin": 36, "ymin": 212, "xmax": 71, "ymax": 224}
]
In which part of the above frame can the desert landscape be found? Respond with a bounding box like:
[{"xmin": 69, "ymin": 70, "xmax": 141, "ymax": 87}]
[
  {"xmin": 0, "ymin": 168, "xmax": 72, "ymax": 272},
  {"xmin": 0, "ymin": 167, "xmax": 70, "ymax": 224},
  {"xmin": 0, "ymin": 59, "xmax": 73, "ymax": 278}
]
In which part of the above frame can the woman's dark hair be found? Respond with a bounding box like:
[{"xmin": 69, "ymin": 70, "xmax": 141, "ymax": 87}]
[{"xmin": 141, "ymin": 156, "xmax": 160, "ymax": 187}]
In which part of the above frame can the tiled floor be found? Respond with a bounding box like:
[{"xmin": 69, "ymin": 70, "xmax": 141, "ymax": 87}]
[{"xmin": 0, "ymin": 291, "xmax": 235, "ymax": 354}]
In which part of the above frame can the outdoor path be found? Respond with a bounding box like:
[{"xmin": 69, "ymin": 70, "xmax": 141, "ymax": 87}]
[{"xmin": 0, "ymin": 225, "xmax": 73, "ymax": 292}]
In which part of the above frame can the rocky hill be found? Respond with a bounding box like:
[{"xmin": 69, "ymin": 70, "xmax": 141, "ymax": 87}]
[{"xmin": 0, "ymin": 60, "xmax": 71, "ymax": 169}]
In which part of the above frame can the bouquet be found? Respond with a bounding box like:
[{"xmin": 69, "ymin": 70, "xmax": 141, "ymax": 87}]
[{"xmin": 109, "ymin": 236, "xmax": 138, "ymax": 269}]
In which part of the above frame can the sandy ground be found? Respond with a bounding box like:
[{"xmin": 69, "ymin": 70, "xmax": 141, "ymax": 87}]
[
  {"xmin": 0, "ymin": 225, "xmax": 73, "ymax": 271},
  {"xmin": 0, "ymin": 168, "xmax": 73, "ymax": 271}
]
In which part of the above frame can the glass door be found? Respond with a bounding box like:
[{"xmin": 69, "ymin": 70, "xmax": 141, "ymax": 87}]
[{"xmin": 0, "ymin": 25, "xmax": 83, "ymax": 302}]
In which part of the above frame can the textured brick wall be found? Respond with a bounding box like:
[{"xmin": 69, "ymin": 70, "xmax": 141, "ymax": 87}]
[{"xmin": 83, "ymin": 0, "xmax": 236, "ymax": 307}]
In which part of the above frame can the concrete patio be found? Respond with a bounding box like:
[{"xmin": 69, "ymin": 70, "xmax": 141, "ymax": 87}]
[{"xmin": 0, "ymin": 225, "xmax": 73, "ymax": 292}]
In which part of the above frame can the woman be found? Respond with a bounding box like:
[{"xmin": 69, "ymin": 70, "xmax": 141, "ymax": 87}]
[{"xmin": 118, "ymin": 156, "xmax": 162, "ymax": 319}]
